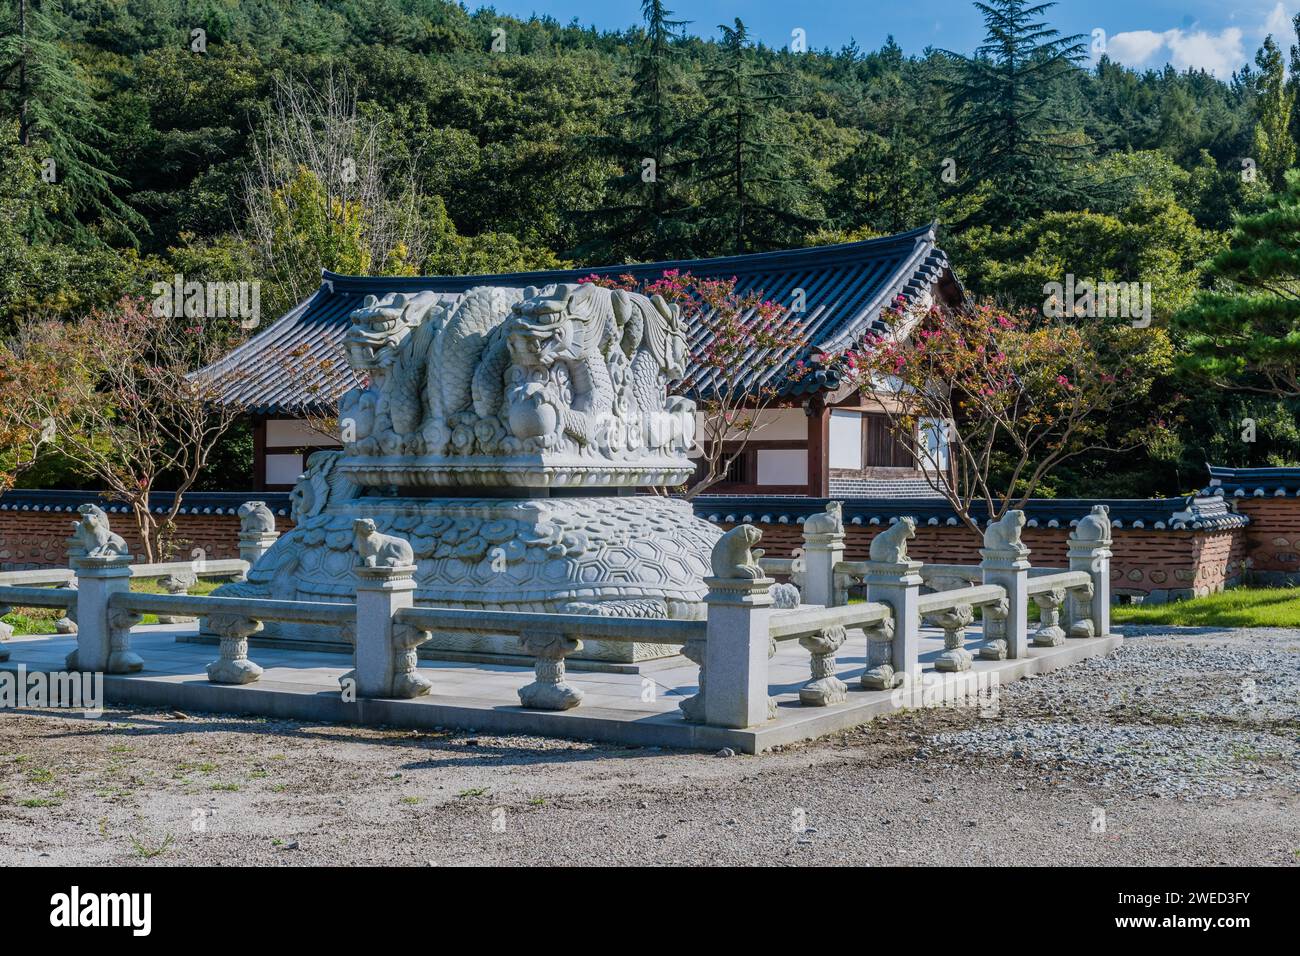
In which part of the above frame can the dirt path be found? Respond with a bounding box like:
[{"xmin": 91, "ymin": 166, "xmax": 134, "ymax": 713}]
[{"xmin": 1, "ymin": 627, "xmax": 1296, "ymax": 866}]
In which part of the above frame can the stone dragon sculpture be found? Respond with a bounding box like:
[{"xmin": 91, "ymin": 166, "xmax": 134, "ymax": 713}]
[{"xmin": 335, "ymin": 281, "xmax": 695, "ymax": 465}]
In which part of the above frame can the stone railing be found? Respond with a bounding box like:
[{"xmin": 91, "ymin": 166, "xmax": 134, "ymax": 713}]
[
  {"xmin": 0, "ymin": 499, "xmax": 1115, "ymax": 732},
  {"xmin": 795, "ymin": 501, "xmax": 1113, "ymax": 668}
]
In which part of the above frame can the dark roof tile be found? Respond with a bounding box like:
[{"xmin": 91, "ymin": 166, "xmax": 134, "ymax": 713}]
[{"xmin": 200, "ymin": 225, "xmax": 959, "ymax": 415}]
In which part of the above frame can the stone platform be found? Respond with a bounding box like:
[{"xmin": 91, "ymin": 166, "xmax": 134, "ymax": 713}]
[{"xmin": 0, "ymin": 625, "xmax": 1121, "ymax": 753}]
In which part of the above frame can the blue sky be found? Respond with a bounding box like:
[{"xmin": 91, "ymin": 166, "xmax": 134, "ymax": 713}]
[{"xmin": 484, "ymin": 0, "xmax": 1300, "ymax": 77}]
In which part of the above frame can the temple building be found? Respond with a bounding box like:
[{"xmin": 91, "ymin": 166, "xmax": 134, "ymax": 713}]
[{"xmin": 199, "ymin": 225, "xmax": 963, "ymax": 495}]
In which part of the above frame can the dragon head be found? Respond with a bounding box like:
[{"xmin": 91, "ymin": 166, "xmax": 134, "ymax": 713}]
[{"xmin": 344, "ymin": 292, "xmax": 435, "ymax": 374}]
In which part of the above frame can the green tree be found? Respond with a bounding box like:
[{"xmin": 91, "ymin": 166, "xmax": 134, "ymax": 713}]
[
  {"xmin": 1250, "ymin": 34, "xmax": 1295, "ymax": 190},
  {"xmin": 941, "ymin": 0, "xmax": 1088, "ymax": 227},
  {"xmin": 577, "ymin": 1, "xmax": 697, "ymax": 261},
  {"xmin": 692, "ymin": 19, "xmax": 813, "ymax": 255},
  {"xmin": 1175, "ymin": 169, "xmax": 1300, "ymax": 396},
  {"xmin": 0, "ymin": 0, "xmax": 142, "ymax": 241}
]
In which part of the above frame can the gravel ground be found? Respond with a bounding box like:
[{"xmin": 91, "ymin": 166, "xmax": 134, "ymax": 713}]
[{"xmin": 0, "ymin": 626, "xmax": 1296, "ymax": 866}]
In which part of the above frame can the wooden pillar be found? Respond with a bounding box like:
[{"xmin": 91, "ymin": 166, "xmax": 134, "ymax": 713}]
[
  {"xmin": 252, "ymin": 416, "xmax": 267, "ymax": 492},
  {"xmin": 806, "ymin": 397, "xmax": 830, "ymax": 497}
]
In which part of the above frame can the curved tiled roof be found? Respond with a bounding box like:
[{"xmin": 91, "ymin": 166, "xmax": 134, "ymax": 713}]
[
  {"xmin": 199, "ymin": 225, "xmax": 959, "ymax": 415},
  {"xmin": 690, "ymin": 494, "xmax": 1249, "ymax": 532},
  {"xmin": 1203, "ymin": 464, "xmax": 1300, "ymax": 498},
  {"xmin": 0, "ymin": 487, "xmax": 1247, "ymax": 533},
  {"xmin": 0, "ymin": 489, "xmax": 293, "ymax": 519}
]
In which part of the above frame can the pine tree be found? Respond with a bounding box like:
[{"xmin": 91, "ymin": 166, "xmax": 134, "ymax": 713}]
[
  {"xmin": 691, "ymin": 18, "xmax": 812, "ymax": 255},
  {"xmin": 574, "ymin": 0, "xmax": 695, "ymax": 262},
  {"xmin": 1174, "ymin": 170, "xmax": 1300, "ymax": 396},
  {"xmin": 940, "ymin": 0, "xmax": 1087, "ymax": 227},
  {"xmin": 0, "ymin": 0, "xmax": 143, "ymax": 242},
  {"xmin": 1251, "ymin": 34, "xmax": 1295, "ymax": 190}
]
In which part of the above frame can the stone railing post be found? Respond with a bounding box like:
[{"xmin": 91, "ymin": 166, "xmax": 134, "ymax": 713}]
[
  {"xmin": 353, "ymin": 562, "xmax": 432, "ymax": 700},
  {"xmin": 57, "ymin": 530, "xmax": 84, "ymax": 635},
  {"xmin": 703, "ymin": 525, "xmax": 774, "ymax": 729},
  {"xmin": 1068, "ymin": 505, "xmax": 1113, "ymax": 639},
  {"xmin": 801, "ymin": 501, "xmax": 845, "ymax": 607},
  {"xmin": 67, "ymin": 554, "xmax": 141, "ymax": 673},
  {"xmin": 980, "ymin": 513, "xmax": 1031, "ymax": 659},
  {"xmin": 206, "ymin": 614, "xmax": 264, "ymax": 684},
  {"xmin": 862, "ymin": 558, "xmax": 922, "ymax": 689},
  {"xmin": 238, "ymin": 501, "xmax": 280, "ymax": 579}
]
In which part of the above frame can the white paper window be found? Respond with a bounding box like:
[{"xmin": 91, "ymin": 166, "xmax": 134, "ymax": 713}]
[
  {"xmin": 265, "ymin": 453, "xmax": 304, "ymax": 486},
  {"xmin": 829, "ymin": 410, "xmax": 863, "ymax": 470},
  {"xmin": 757, "ymin": 449, "xmax": 807, "ymax": 485},
  {"xmin": 266, "ymin": 418, "xmax": 340, "ymax": 447},
  {"xmin": 919, "ymin": 418, "xmax": 951, "ymax": 471}
]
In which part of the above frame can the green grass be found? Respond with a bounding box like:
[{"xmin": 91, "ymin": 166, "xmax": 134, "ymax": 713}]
[
  {"xmin": 1, "ymin": 576, "xmax": 233, "ymax": 636},
  {"xmin": 1111, "ymin": 586, "xmax": 1300, "ymax": 628}
]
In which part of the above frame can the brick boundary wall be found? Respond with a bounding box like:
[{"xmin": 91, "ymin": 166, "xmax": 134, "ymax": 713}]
[
  {"xmin": 0, "ymin": 510, "xmax": 303, "ymax": 570},
  {"xmin": 0, "ymin": 492, "xmax": 295, "ymax": 571},
  {"xmin": 719, "ymin": 521, "xmax": 1246, "ymax": 604},
  {"xmin": 1217, "ymin": 496, "xmax": 1300, "ymax": 585}
]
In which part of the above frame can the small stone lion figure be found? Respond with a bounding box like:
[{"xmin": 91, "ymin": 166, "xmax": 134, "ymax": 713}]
[
  {"xmin": 238, "ymin": 501, "xmax": 276, "ymax": 535},
  {"xmin": 1071, "ymin": 504, "xmax": 1112, "ymax": 544},
  {"xmin": 71, "ymin": 504, "xmax": 128, "ymax": 558},
  {"xmin": 983, "ymin": 509, "xmax": 1026, "ymax": 551},
  {"xmin": 353, "ymin": 518, "xmax": 415, "ymax": 568},
  {"xmin": 869, "ymin": 517, "xmax": 916, "ymax": 563},
  {"xmin": 804, "ymin": 500, "xmax": 844, "ymax": 536},
  {"xmin": 711, "ymin": 525, "xmax": 765, "ymax": 580}
]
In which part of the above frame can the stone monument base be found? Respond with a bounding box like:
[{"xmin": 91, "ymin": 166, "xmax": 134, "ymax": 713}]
[{"xmin": 207, "ymin": 494, "xmax": 720, "ymax": 664}]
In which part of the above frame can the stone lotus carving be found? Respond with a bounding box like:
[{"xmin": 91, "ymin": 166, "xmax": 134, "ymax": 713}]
[
  {"xmin": 711, "ymin": 525, "xmax": 765, "ymax": 580},
  {"xmin": 769, "ymin": 582, "xmax": 801, "ymax": 609},
  {"xmin": 71, "ymin": 504, "xmax": 128, "ymax": 559},
  {"xmin": 354, "ymin": 518, "xmax": 415, "ymax": 569},
  {"xmin": 334, "ymin": 282, "xmax": 697, "ymax": 488},
  {"xmin": 983, "ymin": 509, "xmax": 1026, "ymax": 552},
  {"xmin": 238, "ymin": 501, "xmax": 276, "ymax": 535},
  {"xmin": 869, "ymin": 517, "xmax": 916, "ymax": 564}
]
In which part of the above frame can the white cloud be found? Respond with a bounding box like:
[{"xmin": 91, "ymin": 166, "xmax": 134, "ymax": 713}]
[
  {"xmin": 1166, "ymin": 27, "xmax": 1245, "ymax": 75},
  {"xmin": 1107, "ymin": 30, "xmax": 1167, "ymax": 65},
  {"xmin": 1263, "ymin": 2, "xmax": 1291, "ymax": 40},
  {"xmin": 1101, "ymin": 4, "xmax": 1300, "ymax": 76},
  {"xmin": 1105, "ymin": 26, "xmax": 1245, "ymax": 76}
]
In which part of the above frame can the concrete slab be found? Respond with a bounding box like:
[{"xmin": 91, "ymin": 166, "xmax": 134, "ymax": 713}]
[{"xmin": 0, "ymin": 623, "xmax": 1122, "ymax": 753}]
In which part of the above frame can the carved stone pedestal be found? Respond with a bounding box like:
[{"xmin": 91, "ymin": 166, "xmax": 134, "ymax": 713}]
[
  {"xmin": 679, "ymin": 637, "xmax": 706, "ymax": 722},
  {"xmin": 861, "ymin": 618, "xmax": 902, "ymax": 690},
  {"xmin": 518, "ymin": 633, "xmax": 584, "ymax": 710},
  {"xmin": 1032, "ymin": 587, "xmax": 1067, "ymax": 647},
  {"xmin": 156, "ymin": 572, "xmax": 197, "ymax": 624},
  {"xmin": 978, "ymin": 597, "xmax": 1010, "ymax": 660},
  {"xmin": 206, "ymin": 615, "xmax": 264, "ymax": 684},
  {"xmin": 799, "ymin": 625, "xmax": 848, "ymax": 706},
  {"xmin": 930, "ymin": 604, "xmax": 974, "ymax": 672}
]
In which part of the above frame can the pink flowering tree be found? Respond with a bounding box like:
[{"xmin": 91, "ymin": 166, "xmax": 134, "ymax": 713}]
[
  {"xmin": 5, "ymin": 297, "xmax": 248, "ymax": 561},
  {"xmin": 581, "ymin": 270, "xmax": 807, "ymax": 497},
  {"xmin": 847, "ymin": 299, "xmax": 1170, "ymax": 539}
]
